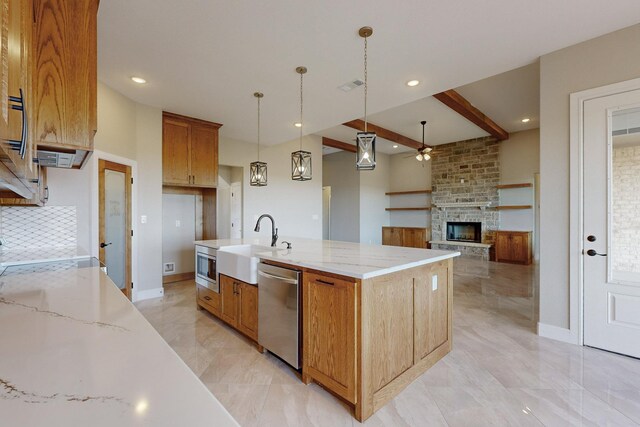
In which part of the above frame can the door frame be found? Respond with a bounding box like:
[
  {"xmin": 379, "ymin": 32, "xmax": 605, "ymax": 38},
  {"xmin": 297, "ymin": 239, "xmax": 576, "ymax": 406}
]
[
  {"xmin": 569, "ymin": 77, "xmax": 640, "ymax": 345},
  {"xmin": 90, "ymin": 151, "xmax": 139, "ymax": 300}
]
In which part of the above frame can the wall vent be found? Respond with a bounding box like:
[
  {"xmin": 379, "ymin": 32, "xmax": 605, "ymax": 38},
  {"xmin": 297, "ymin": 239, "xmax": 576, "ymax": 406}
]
[
  {"xmin": 338, "ymin": 79, "xmax": 364, "ymax": 92},
  {"xmin": 163, "ymin": 262, "xmax": 175, "ymax": 274}
]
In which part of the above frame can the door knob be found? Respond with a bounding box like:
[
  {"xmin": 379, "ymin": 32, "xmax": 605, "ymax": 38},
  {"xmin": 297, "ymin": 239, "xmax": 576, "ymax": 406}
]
[
  {"xmin": 100, "ymin": 242, "xmax": 112, "ymax": 248},
  {"xmin": 586, "ymin": 249, "xmax": 607, "ymax": 257}
]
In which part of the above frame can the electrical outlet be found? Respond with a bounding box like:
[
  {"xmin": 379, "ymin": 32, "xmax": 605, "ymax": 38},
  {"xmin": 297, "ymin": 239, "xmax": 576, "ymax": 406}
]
[
  {"xmin": 175, "ymin": 220, "xmax": 181, "ymax": 227},
  {"xmin": 432, "ymin": 275, "xmax": 438, "ymax": 291},
  {"xmin": 164, "ymin": 262, "xmax": 175, "ymax": 273},
  {"xmin": 140, "ymin": 215, "xmax": 147, "ymax": 224}
]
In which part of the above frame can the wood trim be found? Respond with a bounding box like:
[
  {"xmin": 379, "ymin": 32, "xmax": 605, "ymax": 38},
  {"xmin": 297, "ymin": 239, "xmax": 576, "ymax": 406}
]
[
  {"xmin": 163, "ymin": 272, "xmax": 195, "ymax": 284},
  {"xmin": 496, "ymin": 183, "xmax": 533, "ymax": 189},
  {"xmin": 342, "ymin": 119, "xmax": 426, "ymax": 150},
  {"xmin": 433, "ymin": 90, "xmax": 509, "ymax": 141},
  {"xmin": 162, "ymin": 185, "xmax": 204, "ymax": 195},
  {"xmin": 322, "ymin": 137, "xmax": 357, "ymax": 153},
  {"xmin": 495, "ymin": 205, "xmax": 533, "ymax": 210},
  {"xmin": 385, "ymin": 190, "xmax": 432, "ymax": 195},
  {"xmin": 385, "ymin": 207, "xmax": 431, "ymax": 211},
  {"xmin": 162, "ymin": 111, "xmax": 223, "ymax": 129}
]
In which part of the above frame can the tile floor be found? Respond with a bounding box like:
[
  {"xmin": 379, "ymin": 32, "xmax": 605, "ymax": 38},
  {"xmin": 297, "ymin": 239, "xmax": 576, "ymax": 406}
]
[{"xmin": 135, "ymin": 258, "xmax": 640, "ymax": 426}]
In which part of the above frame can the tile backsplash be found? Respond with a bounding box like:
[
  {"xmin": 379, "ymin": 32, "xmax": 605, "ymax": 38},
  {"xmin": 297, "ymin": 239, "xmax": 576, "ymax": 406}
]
[{"xmin": 0, "ymin": 206, "xmax": 77, "ymax": 249}]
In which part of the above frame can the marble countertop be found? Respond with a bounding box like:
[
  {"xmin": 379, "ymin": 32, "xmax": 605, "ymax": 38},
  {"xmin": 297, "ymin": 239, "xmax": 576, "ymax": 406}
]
[
  {"xmin": 195, "ymin": 238, "xmax": 459, "ymax": 279},
  {"xmin": 0, "ymin": 266, "xmax": 238, "ymax": 427},
  {"xmin": 0, "ymin": 245, "xmax": 90, "ymax": 267}
]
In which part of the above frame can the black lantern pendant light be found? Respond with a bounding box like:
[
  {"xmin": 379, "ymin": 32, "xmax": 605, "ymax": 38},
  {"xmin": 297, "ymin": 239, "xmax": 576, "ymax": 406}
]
[
  {"xmin": 250, "ymin": 92, "xmax": 267, "ymax": 186},
  {"xmin": 356, "ymin": 26, "xmax": 376, "ymax": 171},
  {"xmin": 291, "ymin": 66, "xmax": 312, "ymax": 181}
]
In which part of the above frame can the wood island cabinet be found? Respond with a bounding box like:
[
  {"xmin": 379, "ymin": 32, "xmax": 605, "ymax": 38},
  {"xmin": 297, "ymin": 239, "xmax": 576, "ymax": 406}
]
[
  {"xmin": 162, "ymin": 112, "xmax": 220, "ymax": 188},
  {"xmin": 495, "ymin": 230, "xmax": 532, "ymax": 265},
  {"xmin": 211, "ymin": 274, "xmax": 259, "ymax": 343},
  {"xmin": 301, "ymin": 259, "xmax": 453, "ymax": 422}
]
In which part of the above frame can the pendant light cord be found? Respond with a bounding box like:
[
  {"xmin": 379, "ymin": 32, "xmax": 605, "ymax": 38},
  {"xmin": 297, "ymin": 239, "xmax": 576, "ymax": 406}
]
[
  {"xmin": 364, "ymin": 36, "xmax": 368, "ymax": 133},
  {"xmin": 257, "ymin": 96, "xmax": 261, "ymax": 160},
  {"xmin": 299, "ymin": 71, "xmax": 303, "ymax": 150}
]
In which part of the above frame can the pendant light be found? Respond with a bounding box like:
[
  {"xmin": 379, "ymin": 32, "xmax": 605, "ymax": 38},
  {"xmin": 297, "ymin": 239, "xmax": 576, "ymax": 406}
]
[
  {"xmin": 356, "ymin": 26, "xmax": 376, "ymax": 171},
  {"xmin": 250, "ymin": 92, "xmax": 267, "ymax": 186},
  {"xmin": 291, "ymin": 66, "xmax": 312, "ymax": 181},
  {"xmin": 415, "ymin": 120, "xmax": 432, "ymax": 162}
]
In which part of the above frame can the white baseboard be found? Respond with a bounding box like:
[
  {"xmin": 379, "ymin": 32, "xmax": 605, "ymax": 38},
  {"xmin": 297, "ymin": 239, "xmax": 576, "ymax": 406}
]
[
  {"xmin": 133, "ymin": 287, "xmax": 164, "ymax": 302},
  {"xmin": 537, "ymin": 322, "xmax": 579, "ymax": 345}
]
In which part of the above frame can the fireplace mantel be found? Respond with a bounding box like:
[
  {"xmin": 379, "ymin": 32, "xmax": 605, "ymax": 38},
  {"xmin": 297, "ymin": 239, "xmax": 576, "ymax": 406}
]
[{"xmin": 434, "ymin": 202, "xmax": 491, "ymax": 209}]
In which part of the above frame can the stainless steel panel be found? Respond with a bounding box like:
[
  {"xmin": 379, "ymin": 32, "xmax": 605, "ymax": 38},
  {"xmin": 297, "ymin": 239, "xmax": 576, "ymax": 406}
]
[{"xmin": 258, "ymin": 263, "xmax": 300, "ymax": 369}]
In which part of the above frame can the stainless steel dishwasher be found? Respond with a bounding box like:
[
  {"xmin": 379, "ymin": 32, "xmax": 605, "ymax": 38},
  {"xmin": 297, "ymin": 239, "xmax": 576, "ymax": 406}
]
[{"xmin": 258, "ymin": 262, "xmax": 301, "ymax": 369}]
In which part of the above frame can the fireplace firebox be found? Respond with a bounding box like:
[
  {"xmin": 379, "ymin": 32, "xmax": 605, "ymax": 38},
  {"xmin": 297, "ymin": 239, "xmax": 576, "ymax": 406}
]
[{"xmin": 446, "ymin": 222, "xmax": 481, "ymax": 243}]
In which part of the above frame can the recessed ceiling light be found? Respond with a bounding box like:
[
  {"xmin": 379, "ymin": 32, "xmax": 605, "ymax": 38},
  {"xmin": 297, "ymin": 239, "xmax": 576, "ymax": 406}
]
[
  {"xmin": 406, "ymin": 80, "xmax": 420, "ymax": 87},
  {"xmin": 521, "ymin": 118, "xmax": 530, "ymax": 123},
  {"xmin": 294, "ymin": 122, "xmax": 302, "ymax": 128},
  {"xmin": 393, "ymin": 144, "xmax": 398, "ymax": 148},
  {"xmin": 131, "ymin": 76, "xmax": 147, "ymax": 84}
]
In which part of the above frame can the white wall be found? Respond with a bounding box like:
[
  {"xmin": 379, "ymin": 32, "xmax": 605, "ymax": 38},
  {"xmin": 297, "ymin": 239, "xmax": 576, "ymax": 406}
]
[
  {"xmin": 499, "ymin": 129, "xmax": 539, "ymax": 232},
  {"xmin": 388, "ymin": 152, "xmax": 432, "ymax": 228},
  {"xmin": 162, "ymin": 193, "xmax": 196, "ymax": 275},
  {"xmin": 359, "ymin": 153, "xmax": 390, "ymax": 245},
  {"xmin": 219, "ymin": 135, "xmax": 323, "ymax": 241},
  {"xmin": 540, "ymin": 23, "xmax": 640, "ymax": 329},
  {"xmin": 322, "ymin": 151, "xmax": 360, "ymax": 243},
  {"xmin": 46, "ymin": 82, "xmax": 163, "ymax": 299}
]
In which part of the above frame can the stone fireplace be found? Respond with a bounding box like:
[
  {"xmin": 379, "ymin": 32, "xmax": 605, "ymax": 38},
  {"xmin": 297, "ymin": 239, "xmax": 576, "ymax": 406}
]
[{"xmin": 429, "ymin": 136, "xmax": 499, "ymax": 258}]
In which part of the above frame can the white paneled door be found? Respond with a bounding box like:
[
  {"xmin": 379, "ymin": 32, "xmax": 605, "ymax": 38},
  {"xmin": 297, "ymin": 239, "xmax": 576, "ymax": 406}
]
[
  {"xmin": 583, "ymin": 89, "xmax": 640, "ymax": 358},
  {"xmin": 230, "ymin": 182, "xmax": 242, "ymax": 239}
]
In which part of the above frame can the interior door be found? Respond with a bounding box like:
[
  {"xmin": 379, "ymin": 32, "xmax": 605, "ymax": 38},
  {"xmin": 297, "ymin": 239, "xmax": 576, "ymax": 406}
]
[
  {"xmin": 583, "ymin": 90, "xmax": 640, "ymax": 358},
  {"xmin": 99, "ymin": 159, "xmax": 132, "ymax": 300}
]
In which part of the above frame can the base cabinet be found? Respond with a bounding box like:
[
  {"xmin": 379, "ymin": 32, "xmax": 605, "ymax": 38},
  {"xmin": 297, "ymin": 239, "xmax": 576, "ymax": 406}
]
[
  {"xmin": 213, "ymin": 274, "xmax": 259, "ymax": 342},
  {"xmin": 301, "ymin": 260, "xmax": 453, "ymax": 422},
  {"xmin": 495, "ymin": 231, "xmax": 532, "ymax": 265},
  {"xmin": 196, "ymin": 284, "xmax": 221, "ymax": 317},
  {"xmin": 382, "ymin": 227, "xmax": 430, "ymax": 249}
]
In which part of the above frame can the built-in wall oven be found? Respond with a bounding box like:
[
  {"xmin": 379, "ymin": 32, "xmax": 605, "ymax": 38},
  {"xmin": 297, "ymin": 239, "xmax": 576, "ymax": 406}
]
[{"xmin": 195, "ymin": 245, "xmax": 218, "ymax": 293}]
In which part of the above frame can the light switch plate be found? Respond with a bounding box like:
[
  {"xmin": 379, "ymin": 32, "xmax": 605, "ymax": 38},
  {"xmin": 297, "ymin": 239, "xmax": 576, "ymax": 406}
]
[
  {"xmin": 312, "ymin": 214, "xmax": 319, "ymax": 220},
  {"xmin": 432, "ymin": 275, "xmax": 438, "ymax": 291},
  {"xmin": 175, "ymin": 220, "xmax": 181, "ymax": 227},
  {"xmin": 140, "ymin": 215, "xmax": 147, "ymax": 224}
]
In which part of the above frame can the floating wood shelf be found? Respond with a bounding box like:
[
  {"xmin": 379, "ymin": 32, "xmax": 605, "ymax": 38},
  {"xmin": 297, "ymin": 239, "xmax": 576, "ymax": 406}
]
[
  {"xmin": 496, "ymin": 183, "xmax": 532, "ymax": 189},
  {"xmin": 495, "ymin": 205, "xmax": 533, "ymax": 210},
  {"xmin": 385, "ymin": 190, "xmax": 432, "ymax": 196},
  {"xmin": 385, "ymin": 207, "xmax": 431, "ymax": 211}
]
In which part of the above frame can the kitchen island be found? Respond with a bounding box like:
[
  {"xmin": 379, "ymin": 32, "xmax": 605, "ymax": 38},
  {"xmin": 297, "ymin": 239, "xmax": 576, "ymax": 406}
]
[
  {"xmin": 0, "ymin": 256, "xmax": 238, "ymax": 427},
  {"xmin": 196, "ymin": 238, "xmax": 459, "ymax": 421}
]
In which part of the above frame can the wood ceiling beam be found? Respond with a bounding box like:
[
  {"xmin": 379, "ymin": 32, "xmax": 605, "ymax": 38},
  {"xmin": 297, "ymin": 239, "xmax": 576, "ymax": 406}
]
[
  {"xmin": 433, "ymin": 89, "xmax": 509, "ymax": 141},
  {"xmin": 322, "ymin": 137, "xmax": 357, "ymax": 153},
  {"xmin": 342, "ymin": 119, "xmax": 426, "ymax": 150}
]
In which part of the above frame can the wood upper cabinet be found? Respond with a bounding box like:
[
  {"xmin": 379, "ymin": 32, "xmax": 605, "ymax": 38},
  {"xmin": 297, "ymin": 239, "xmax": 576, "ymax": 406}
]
[
  {"xmin": 303, "ymin": 271, "xmax": 357, "ymax": 403},
  {"xmin": 495, "ymin": 231, "xmax": 532, "ymax": 265},
  {"xmin": 382, "ymin": 227, "xmax": 430, "ymax": 249},
  {"xmin": 162, "ymin": 112, "xmax": 220, "ymax": 188},
  {"xmin": 414, "ymin": 263, "xmax": 449, "ymax": 361},
  {"xmin": 33, "ymin": 0, "xmax": 98, "ymax": 151},
  {"xmin": 217, "ymin": 274, "xmax": 259, "ymax": 342}
]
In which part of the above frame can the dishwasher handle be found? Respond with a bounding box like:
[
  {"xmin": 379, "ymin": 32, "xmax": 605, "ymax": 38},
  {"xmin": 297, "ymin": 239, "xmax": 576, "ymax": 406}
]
[{"xmin": 258, "ymin": 270, "xmax": 299, "ymax": 285}]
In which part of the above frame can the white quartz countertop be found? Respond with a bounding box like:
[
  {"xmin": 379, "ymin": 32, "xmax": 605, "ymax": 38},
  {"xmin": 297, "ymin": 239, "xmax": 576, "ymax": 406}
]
[
  {"xmin": 0, "ymin": 245, "xmax": 90, "ymax": 267},
  {"xmin": 0, "ymin": 266, "xmax": 238, "ymax": 427},
  {"xmin": 195, "ymin": 238, "xmax": 459, "ymax": 279}
]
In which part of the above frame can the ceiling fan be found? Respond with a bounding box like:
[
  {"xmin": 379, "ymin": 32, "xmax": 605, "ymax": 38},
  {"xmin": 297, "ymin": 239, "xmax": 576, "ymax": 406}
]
[{"xmin": 405, "ymin": 120, "xmax": 432, "ymax": 162}]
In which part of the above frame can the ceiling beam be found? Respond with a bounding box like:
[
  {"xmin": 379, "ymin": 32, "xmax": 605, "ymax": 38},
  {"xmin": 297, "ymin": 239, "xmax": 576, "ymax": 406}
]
[
  {"xmin": 342, "ymin": 119, "xmax": 426, "ymax": 150},
  {"xmin": 322, "ymin": 137, "xmax": 356, "ymax": 153},
  {"xmin": 433, "ymin": 89, "xmax": 509, "ymax": 141}
]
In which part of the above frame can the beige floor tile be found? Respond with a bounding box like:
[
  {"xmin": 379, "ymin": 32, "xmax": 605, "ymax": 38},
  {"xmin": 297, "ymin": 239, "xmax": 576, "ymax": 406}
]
[
  {"xmin": 207, "ymin": 384, "xmax": 270, "ymax": 427},
  {"xmin": 588, "ymin": 388, "xmax": 640, "ymax": 424}
]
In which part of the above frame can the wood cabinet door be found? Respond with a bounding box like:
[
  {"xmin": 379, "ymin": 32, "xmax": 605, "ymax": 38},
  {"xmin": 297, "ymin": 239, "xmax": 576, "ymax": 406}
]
[
  {"xmin": 162, "ymin": 118, "xmax": 191, "ymax": 185},
  {"xmin": 219, "ymin": 275, "xmax": 238, "ymax": 326},
  {"xmin": 33, "ymin": 0, "xmax": 97, "ymax": 149},
  {"xmin": 197, "ymin": 284, "xmax": 221, "ymax": 316},
  {"xmin": 303, "ymin": 272, "xmax": 357, "ymax": 403},
  {"xmin": 495, "ymin": 233, "xmax": 510, "ymax": 262},
  {"xmin": 237, "ymin": 283, "xmax": 258, "ymax": 341},
  {"xmin": 402, "ymin": 228, "xmax": 427, "ymax": 248},
  {"xmin": 190, "ymin": 124, "xmax": 218, "ymax": 187},
  {"xmin": 414, "ymin": 264, "xmax": 449, "ymax": 361},
  {"xmin": 382, "ymin": 227, "xmax": 402, "ymax": 246},
  {"xmin": 510, "ymin": 233, "xmax": 524, "ymax": 261}
]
